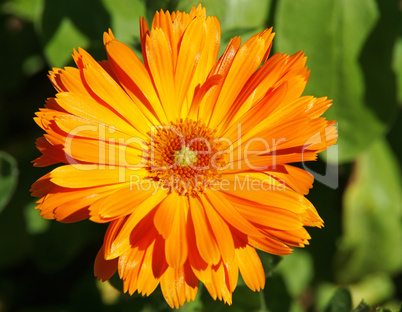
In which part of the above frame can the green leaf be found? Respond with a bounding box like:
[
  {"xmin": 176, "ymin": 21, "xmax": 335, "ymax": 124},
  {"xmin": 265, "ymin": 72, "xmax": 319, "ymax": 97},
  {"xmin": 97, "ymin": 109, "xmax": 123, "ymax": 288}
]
[
  {"xmin": 349, "ymin": 274, "xmax": 395, "ymax": 309},
  {"xmin": 392, "ymin": 37, "xmax": 402, "ymax": 106},
  {"xmin": 23, "ymin": 200, "xmax": 50, "ymax": 234},
  {"xmin": 4, "ymin": 0, "xmax": 44, "ymax": 22},
  {"xmin": 276, "ymin": 249, "xmax": 313, "ymax": 297},
  {"xmin": 323, "ymin": 287, "xmax": 352, "ymax": 312},
  {"xmin": 43, "ymin": 17, "xmax": 90, "ymax": 67},
  {"xmin": 0, "ymin": 151, "xmax": 19, "ymax": 213},
  {"xmin": 101, "ymin": 0, "xmax": 145, "ymax": 47},
  {"xmin": 336, "ymin": 139, "xmax": 402, "ymax": 282},
  {"xmin": 275, "ymin": 0, "xmax": 400, "ymax": 163},
  {"xmin": 40, "ymin": 0, "xmax": 112, "ymax": 67}
]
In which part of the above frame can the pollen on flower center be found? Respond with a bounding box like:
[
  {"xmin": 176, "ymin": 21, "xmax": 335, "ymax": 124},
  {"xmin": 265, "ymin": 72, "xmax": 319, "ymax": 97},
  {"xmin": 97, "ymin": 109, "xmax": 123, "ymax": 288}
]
[
  {"xmin": 145, "ymin": 119, "xmax": 227, "ymax": 196},
  {"xmin": 174, "ymin": 146, "xmax": 198, "ymax": 167}
]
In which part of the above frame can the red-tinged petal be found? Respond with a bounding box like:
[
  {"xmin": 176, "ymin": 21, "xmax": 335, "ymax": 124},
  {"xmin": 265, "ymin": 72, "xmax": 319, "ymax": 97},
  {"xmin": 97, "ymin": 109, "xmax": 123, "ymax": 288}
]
[
  {"xmin": 224, "ymin": 256, "xmax": 239, "ymax": 293},
  {"xmin": 187, "ymin": 212, "xmax": 212, "ymax": 283},
  {"xmin": 137, "ymin": 237, "xmax": 161, "ymax": 296},
  {"xmin": 95, "ymin": 245, "xmax": 118, "ymax": 282},
  {"xmin": 152, "ymin": 234, "xmax": 168, "ymax": 279},
  {"xmin": 236, "ymin": 244, "xmax": 265, "ymax": 291},
  {"xmin": 30, "ymin": 173, "xmax": 54, "ymax": 198},
  {"xmin": 139, "ymin": 17, "xmax": 149, "ymax": 68},
  {"xmin": 204, "ymin": 261, "xmax": 232, "ymax": 305},
  {"xmin": 107, "ymin": 189, "xmax": 167, "ymax": 258},
  {"xmin": 33, "ymin": 137, "xmax": 66, "ymax": 167}
]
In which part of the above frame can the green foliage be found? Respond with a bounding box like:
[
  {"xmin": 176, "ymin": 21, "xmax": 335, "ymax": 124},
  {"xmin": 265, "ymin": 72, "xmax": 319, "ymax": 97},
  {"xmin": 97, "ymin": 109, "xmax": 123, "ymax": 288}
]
[
  {"xmin": 336, "ymin": 139, "xmax": 402, "ymax": 282},
  {"xmin": 323, "ymin": 287, "xmax": 352, "ymax": 312},
  {"xmin": 0, "ymin": 0, "xmax": 401, "ymax": 311},
  {"xmin": 0, "ymin": 151, "xmax": 18, "ymax": 213}
]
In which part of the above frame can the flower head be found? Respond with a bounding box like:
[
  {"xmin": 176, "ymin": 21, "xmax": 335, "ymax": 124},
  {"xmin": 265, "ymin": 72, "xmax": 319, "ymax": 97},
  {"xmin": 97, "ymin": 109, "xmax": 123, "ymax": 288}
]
[{"xmin": 32, "ymin": 4, "xmax": 337, "ymax": 308}]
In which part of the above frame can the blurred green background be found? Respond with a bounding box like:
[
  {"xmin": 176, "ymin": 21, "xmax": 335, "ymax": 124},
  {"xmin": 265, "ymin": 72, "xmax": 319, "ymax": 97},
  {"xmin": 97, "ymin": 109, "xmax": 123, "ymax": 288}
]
[{"xmin": 0, "ymin": 0, "xmax": 401, "ymax": 311}]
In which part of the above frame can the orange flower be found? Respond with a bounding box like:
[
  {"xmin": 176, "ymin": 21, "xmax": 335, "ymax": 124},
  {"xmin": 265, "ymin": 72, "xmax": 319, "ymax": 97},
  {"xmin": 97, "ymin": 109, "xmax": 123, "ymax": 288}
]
[{"xmin": 31, "ymin": 4, "xmax": 337, "ymax": 308}]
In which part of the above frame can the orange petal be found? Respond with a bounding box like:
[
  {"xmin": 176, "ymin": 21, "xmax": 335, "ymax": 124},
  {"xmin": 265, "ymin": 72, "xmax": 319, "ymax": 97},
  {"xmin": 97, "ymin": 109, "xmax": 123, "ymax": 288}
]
[
  {"xmin": 89, "ymin": 183, "xmax": 159, "ymax": 223},
  {"xmin": 81, "ymin": 65, "xmax": 151, "ymax": 136},
  {"xmin": 200, "ymin": 195, "xmax": 235, "ymax": 263},
  {"xmin": 48, "ymin": 66, "xmax": 87, "ymax": 94},
  {"xmin": 54, "ymin": 92, "xmax": 142, "ymax": 138},
  {"xmin": 163, "ymin": 193, "xmax": 189, "ymax": 268},
  {"xmin": 103, "ymin": 218, "xmax": 127, "ymax": 259},
  {"xmin": 236, "ymin": 244, "xmax": 265, "ymax": 291},
  {"xmin": 119, "ymin": 246, "xmax": 145, "ymax": 294},
  {"xmin": 198, "ymin": 37, "xmax": 241, "ymax": 124},
  {"xmin": 137, "ymin": 237, "xmax": 161, "ymax": 296},
  {"xmin": 187, "ymin": 213, "xmax": 212, "ymax": 283},
  {"xmin": 50, "ymin": 165, "xmax": 147, "ymax": 188},
  {"xmin": 145, "ymin": 28, "xmax": 176, "ymax": 120},
  {"xmin": 189, "ymin": 197, "xmax": 221, "ymax": 265},
  {"xmin": 37, "ymin": 183, "xmax": 122, "ymax": 221},
  {"xmin": 104, "ymin": 30, "xmax": 166, "ymax": 125},
  {"xmin": 267, "ymin": 165, "xmax": 314, "ymax": 195},
  {"xmin": 210, "ymin": 29, "xmax": 274, "ymax": 130},
  {"xmin": 219, "ymin": 173, "xmax": 317, "ymax": 215},
  {"xmin": 160, "ymin": 263, "xmax": 198, "ymax": 309},
  {"xmin": 204, "ymin": 190, "xmax": 263, "ymax": 238},
  {"xmin": 175, "ymin": 17, "xmax": 206, "ymax": 115}
]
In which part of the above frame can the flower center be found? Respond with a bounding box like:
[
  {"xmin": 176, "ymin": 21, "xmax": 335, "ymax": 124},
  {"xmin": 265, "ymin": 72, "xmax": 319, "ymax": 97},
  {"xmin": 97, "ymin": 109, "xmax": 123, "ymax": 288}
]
[
  {"xmin": 146, "ymin": 119, "xmax": 227, "ymax": 196},
  {"xmin": 174, "ymin": 146, "xmax": 198, "ymax": 167}
]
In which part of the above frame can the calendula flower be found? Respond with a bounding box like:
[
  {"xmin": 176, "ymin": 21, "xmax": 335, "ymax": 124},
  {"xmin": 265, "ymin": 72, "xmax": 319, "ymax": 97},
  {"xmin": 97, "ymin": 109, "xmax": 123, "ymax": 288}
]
[{"xmin": 31, "ymin": 4, "xmax": 337, "ymax": 308}]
